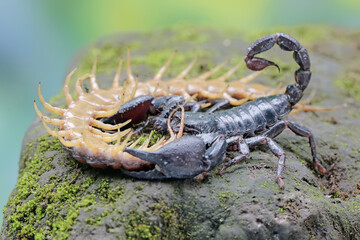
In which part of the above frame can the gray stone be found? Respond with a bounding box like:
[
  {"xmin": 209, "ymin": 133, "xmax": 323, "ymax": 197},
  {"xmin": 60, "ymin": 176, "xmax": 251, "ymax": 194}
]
[{"xmin": 2, "ymin": 27, "xmax": 360, "ymax": 240}]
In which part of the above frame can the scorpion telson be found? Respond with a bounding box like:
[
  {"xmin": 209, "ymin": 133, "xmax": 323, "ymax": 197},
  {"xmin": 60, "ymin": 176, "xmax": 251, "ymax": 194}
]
[{"xmin": 124, "ymin": 33, "xmax": 327, "ymax": 189}]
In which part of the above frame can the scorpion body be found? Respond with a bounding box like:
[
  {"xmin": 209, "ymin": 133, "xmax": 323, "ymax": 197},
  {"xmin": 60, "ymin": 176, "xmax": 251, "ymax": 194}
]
[
  {"xmin": 34, "ymin": 32, "xmax": 328, "ymax": 189},
  {"xmin": 122, "ymin": 33, "xmax": 327, "ymax": 189}
]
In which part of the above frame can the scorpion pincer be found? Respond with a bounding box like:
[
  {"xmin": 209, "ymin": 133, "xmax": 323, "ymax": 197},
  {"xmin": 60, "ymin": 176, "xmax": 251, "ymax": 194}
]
[{"xmin": 122, "ymin": 33, "xmax": 327, "ymax": 189}]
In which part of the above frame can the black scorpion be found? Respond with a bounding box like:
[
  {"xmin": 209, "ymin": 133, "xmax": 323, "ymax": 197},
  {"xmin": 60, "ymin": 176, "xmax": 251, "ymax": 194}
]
[{"xmin": 116, "ymin": 33, "xmax": 327, "ymax": 189}]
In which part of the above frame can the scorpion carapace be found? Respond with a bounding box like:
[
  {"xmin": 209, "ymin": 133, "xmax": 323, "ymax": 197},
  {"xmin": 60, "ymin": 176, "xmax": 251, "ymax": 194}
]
[{"xmin": 123, "ymin": 33, "xmax": 327, "ymax": 189}]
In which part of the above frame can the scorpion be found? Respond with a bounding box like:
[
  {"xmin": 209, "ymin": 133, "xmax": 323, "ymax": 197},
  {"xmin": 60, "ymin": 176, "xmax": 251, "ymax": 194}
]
[
  {"xmin": 119, "ymin": 33, "xmax": 327, "ymax": 189},
  {"xmin": 33, "ymin": 32, "xmax": 329, "ymax": 189}
]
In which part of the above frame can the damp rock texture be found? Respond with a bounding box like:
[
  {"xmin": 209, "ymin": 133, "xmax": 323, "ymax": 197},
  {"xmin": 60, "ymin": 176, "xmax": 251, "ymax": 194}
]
[{"xmin": 2, "ymin": 27, "xmax": 360, "ymax": 240}]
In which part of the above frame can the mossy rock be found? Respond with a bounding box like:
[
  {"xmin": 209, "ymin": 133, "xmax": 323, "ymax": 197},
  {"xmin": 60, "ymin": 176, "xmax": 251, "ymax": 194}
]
[{"xmin": 2, "ymin": 26, "xmax": 360, "ymax": 240}]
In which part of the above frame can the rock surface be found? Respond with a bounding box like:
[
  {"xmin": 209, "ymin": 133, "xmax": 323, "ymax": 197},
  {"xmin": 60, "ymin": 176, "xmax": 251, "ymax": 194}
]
[{"xmin": 2, "ymin": 26, "xmax": 360, "ymax": 239}]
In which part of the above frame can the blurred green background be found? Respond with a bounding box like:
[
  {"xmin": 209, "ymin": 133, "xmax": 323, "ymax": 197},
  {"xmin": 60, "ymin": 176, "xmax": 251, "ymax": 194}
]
[{"xmin": 1, "ymin": 0, "xmax": 360, "ymax": 226}]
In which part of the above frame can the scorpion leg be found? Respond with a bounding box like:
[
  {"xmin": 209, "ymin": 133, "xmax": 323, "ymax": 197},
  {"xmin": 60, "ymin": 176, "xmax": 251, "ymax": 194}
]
[
  {"xmin": 217, "ymin": 137, "xmax": 250, "ymax": 175},
  {"xmin": 246, "ymin": 136, "xmax": 287, "ymax": 189},
  {"xmin": 206, "ymin": 99, "xmax": 230, "ymax": 113},
  {"xmin": 216, "ymin": 134, "xmax": 287, "ymax": 189},
  {"xmin": 263, "ymin": 120, "xmax": 327, "ymax": 175},
  {"xmin": 185, "ymin": 101, "xmax": 202, "ymax": 113}
]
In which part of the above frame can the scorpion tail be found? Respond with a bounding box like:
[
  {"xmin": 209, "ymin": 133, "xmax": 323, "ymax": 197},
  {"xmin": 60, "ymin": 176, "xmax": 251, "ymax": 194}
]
[{"xmin": 245, "ymin": 33, "xmax": 311, "ymax": 106}]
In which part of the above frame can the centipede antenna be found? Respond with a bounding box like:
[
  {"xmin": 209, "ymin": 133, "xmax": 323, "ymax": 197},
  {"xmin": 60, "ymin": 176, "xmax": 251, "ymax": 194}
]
[
  {"xmin": 90, "ymin": 56, "xmax": 100, "ymax": 90},
  {"xmin": 175, "ymin": 56, "xmax": 197, "ymax": 80},
  {"xmin": 90, "ymin": 118, "xmax": 131, "ymax": 131},
  {"xmin": 75, "ymin": 74, "xmax": 92, "ymax": 96},
  {"xmin": 214, "ymin": 62, "xmax": 242, "ymax": 82},
  {"xmin": 239, "ymin": 71, "xmax": 262, "ymax": 84},
  {"xmin": 34, "ymin": 101, "xmax": 64, "ymax": 126},
  {"xmin": 177, "ymin": 106, "xmax": 185, "ymax": 139},
  {"xmin": 112, "ymin": 58, "xmax": 123, "ymax": 88},
  {"xmin": 126, "ymin": 48, "xmax": 136, "ymax": 86},
  {"xmin": 64, "ymin": 67, "xmax": 77, "ymax": 105},
  {"xmin": 153, "ymin": 50, "xmax": 177, "ymax": 82},
  {"xmin": 58, "ymin": 136, "xmax": 81, "ymax": 148},
  {"xmin": 140, "ymin": 130, "xmax": 154, "ymax": 149},
  {"xmin": 38, "ymin": 82, "xmax": 64, "ymax": 115},
  {"xmin": 198, "ymin": 60, "xmax": 228, "ymax": 80}
]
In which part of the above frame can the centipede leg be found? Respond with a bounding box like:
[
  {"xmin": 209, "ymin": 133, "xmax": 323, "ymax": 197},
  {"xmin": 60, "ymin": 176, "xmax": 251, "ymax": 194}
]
[
  {"xmin": 64, "ymin": 68, "xmax": 77, "ymax": 105},
  {"xmin": 90, "ymin": 57, "xmax": 100, "ymax": 90},
  {"xmin": 34, "ymin": 101, "xmax": 65, "ymax": 126},
  {"xmin": 153, "ymin": 50, "xmax": 176, "ymax": 82},
  {"xmin": 223, "ymin": 93, "xmax": 251, "ymax": 106},
  {"xmin": 112, "ymin": 58, "xmax": 123, "ymax": 88},
  {"xmin": 126, "ymin": 48, "xmax": 136, "ymax": 86},
  {"xmin": 38, "ymin": 83, "xmax": 64, "ymax": 115},
  {"xmin": 199, "ymin": 60, "xmax": 228, "ymax": 80},
  {"xmin": 175, "ymin": 57, "xmax": 197, "ymax": 80}
]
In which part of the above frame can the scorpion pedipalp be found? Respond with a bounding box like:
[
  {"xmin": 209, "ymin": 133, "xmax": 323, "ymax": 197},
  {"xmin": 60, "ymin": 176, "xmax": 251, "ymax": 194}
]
[{"xmin": 122, "ymin": 135, "xmax": 227, "ymax": 179}]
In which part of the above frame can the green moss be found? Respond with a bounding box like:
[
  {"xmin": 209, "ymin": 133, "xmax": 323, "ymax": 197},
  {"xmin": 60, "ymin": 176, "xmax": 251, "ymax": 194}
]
[
  {"xmin": 78, "ymin": 41, "xmax": 141, "ymax": 76},
  {"xmin": 132, "ymin": 48, "xmax": 212, "ymax": 78},
  {"xmin": 3, "ymin": 135, "xmax": 98, "ymax": 239},
  {"xmin": 277, "ymin": 207, "xmax": 286, "ymax": 213},
  {"xmin": 217, "ymin": 190, "xmax": 236, "ymax": 203},
  {"xmin": 96, "ymin": 178, "xmax": 125, "ymax": 203},
  {"xmin": 125, "ymin": 202, "xmax": 183, "ymax": 240}
]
